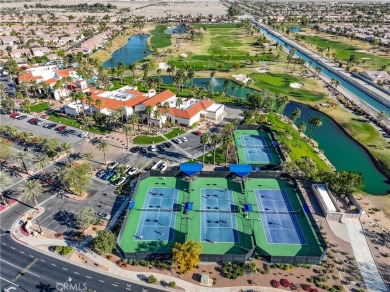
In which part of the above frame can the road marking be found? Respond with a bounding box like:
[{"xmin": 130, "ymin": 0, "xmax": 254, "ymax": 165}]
[
  {"xmin": 10, "ymin": 246, "xmax": 15, "ymax": 250},
  {"xmin": 29, "ymin": 255, "xmax": 34, "ymax": 257},
  {"xmin": 0, "ymin": 277, "xmax": 19, "ymax": 287},
  {"xmin": 74, "ymin": 272, "xmax": 79, "ymax": 275},
  {"xmin": 20, "ymin": 251, "xmax": 24, "ymax": 254},
  {"xmin": 0, "ymin": 259, "xmax": 40, "ymax": 277},
  {"xmin": 86, "ymin": 276, "xmax": 92, "ymax": 279},
  {"xmin": 112, "ymin": 284, "xmax": 118, "ymax": 287},
  {"xmin": 40, "ymin": 259, "xmax": 45, "ymax": 262},
  {"xmin": 62, "ymin": 268, "xmax": 68, "ymax": 270},
  {"xmin": 99, "ymin": 280, "xmax": 104, "ymax": 282},
  {"xmin": 51, "ymin": 263, "xmax": 56, "ymax": 266},
  {"xmin": 1, "ymin": 243, "xmax": 6, "ymax": 245},
  {"xmin": 12, "ymin": 258, "xmax": 39, "ymax": 282}
]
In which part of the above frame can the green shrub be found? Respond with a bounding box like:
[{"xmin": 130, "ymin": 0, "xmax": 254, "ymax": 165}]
[
  {"xmin": 148, "ymin": 275, "xmax": 158, "ymax": 284},
  {"xmin": 55, "ymin": 246, "xmax": 63, "ymax": 253},
  {"xmin": 168, "ymin": 281, "xmax": 176, "ymax": 288},
  {"xmin": 60, "ymin": 246, "xmax": 73, "ymax": 256}
]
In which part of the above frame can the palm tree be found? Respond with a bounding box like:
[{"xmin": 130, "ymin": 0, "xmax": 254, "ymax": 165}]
[
  {"xmin": 95, "ymin": 99, "xmax": 103, "ymax": 111},
  {"xmin": 289, "ymin": 108, "xmax": 301, "ymax": 132},
  {"xmin": 18, "ymin": 179, "xmax": 43, "ymax": 210},
  {"xmin": 210, "ymin": 134, "xmax": 222, "ymax": 165},
  {"xmin": 61, "ymin": 142, "xmax": 74, "ymax": 165},
  {"xmin": 96, "ymin": 141, "xmax": 110, "ymax": 165},
  {"xmin": 222, "ymin": 134, "xmax": 234, "ymax": 167},
  {"xmin": 85, "ymin": 95, "xmax": 94, "ymax": 116},
  {"xmin": 145, "ymin": 105, "xmax": 154, "ymax": 133},
  {"xmin": 200, "ymin": 133, "xmax": 210, "ymax": 164},
  {"xmin": 153, "ymin": 109, "xmax": 161, "ymax": 131},
  {"xmin": 82, "ymin": 152, "xmax": 94, "ymax": 173},
  {"xmin": 129, "ymin": 64, "xmax": 136, "ymax": 85},
  {"xmin": 33, "ymin": 154, "xmax": 49, "ymax": 174},
  {"xmin": 296, "ymin": 122, "xmax": 307, "ymax": 147},
  {"xmin": 175, "ymin": 97, "xmax": 183, "ymax": 127},
  {"xmin": 276, "ymin": 95, "xmax": 290, "ymax": 114},
  {"xmin": 14, "ymin": 151, "xmax": 30, "ymax": 173},
  {"xmin": 163, "ymin": 102, "xmax": 170, "ymax": 132},
  {"xmin": 122, "ymin": 124, "xmax": 132, "ymax": 150},
  {"xmin": 128, "ymin": 112, "xmax": 141, "ymax": 132},
  {"xmin": 308, "ymin": 116, "xmax": 323, "ymax": 138},
  {"xmin": 0, "ymin": 172, "xmax": 12, "ymax": 205},
  {"xmin": 223, "ymin": 79, "xmax": 231, "ymax": 98}
]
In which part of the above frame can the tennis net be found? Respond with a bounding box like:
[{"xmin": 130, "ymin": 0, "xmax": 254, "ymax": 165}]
[
  {"xmin": 254, "ymin": 210, "xmax": 300, "ymax": 215},
  {"xmin": 137, "ymin": 207, "xmax": 180, "ymax": 212}
]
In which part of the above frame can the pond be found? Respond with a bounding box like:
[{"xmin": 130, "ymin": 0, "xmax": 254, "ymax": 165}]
[
  {"xmin": 166, "ymin": 25, "xmax": 187, "ymax": 34},
  {"xmin": 103, "ymin": 34, "xmax": 152, "ymax": 68},
  {"xmin": 160, "ymin": 75, "xmax": 390, "ymax": 195}
]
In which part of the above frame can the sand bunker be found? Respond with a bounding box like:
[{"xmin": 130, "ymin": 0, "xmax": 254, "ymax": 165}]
[
  {"xmin": 232, "ymin": 74, "xmax": 253, "ymax": 84},
  {"xmin": 158, "ymin": 62, "xmax": 169, "ymax": 70},
  {"xmin": 290, "ymin": 83, "xmax": 304, "ymax": 89},
  {"xmin": 258, "ymin": 68, "xmax": 269, "ymax": 73},
  {"xmin": 356, "ymin": 50, "xmax": 368, "ymax": 53},
  {"xmin": 180, "ymin": 53, "xmax": 188, "ymax": 58}
]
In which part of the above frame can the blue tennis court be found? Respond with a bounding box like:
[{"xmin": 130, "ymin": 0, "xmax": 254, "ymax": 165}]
[
  {"xmin": 134, "ymin": 187, "xmax": 179, "ymax": 242},
  {"xmin": 240, "ymin": 135, "xmax": 272, "ymax": 163},
  {"xmin": 254, "ymin": 189, "xmax": 306, "ymax": 245},
  {"xmin": 200, "ymin": 188, "xmax": 239, "ymax": 243}
]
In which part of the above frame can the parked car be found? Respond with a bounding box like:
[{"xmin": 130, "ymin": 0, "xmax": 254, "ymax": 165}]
[
  {"xmin": 130, "ymin": 146, "xmax": 139, "ymax": 153},
  {"xmin": 55, "ymin": 126, "xmax": 67, "ymax": 132},
  {"xmin": 109, "ymin": 173, "xmax": 120, "ymax": 183},
  {"xmin": 113, "ymin": 177, "xmax": 126, "ymax": 186},
  {"xmin": 17, "ymin": 115, "xmax": 28, "ymax": 120},
  {"xmin": 10, "ymin": 112, "xmax": 20, "ymax": 118},
  {"xmin": 28, "ymin": 118, "xmax": 38, "ymax": 124},
  {"xmin": 149, "ymin": 145, "xmax": 157, "ymax": 152},
  {"xmin": 78, "ymin": 132, "xmax": 89, "ymax": 138},
  {"xmin": 140, "ymin": 147, "xmax": 147, "ymax": 154},
  {"xmin": 107, "ymin": 161, "xmax": 118, "ymax": 170},
  {"xmin": 164, "ymin": 142, "xmax": 173, "ymax": 148},
  {"xmin": 36, "ymin": 120, "xmax": 44, "ymax": 126},
  {"xmin": 193, "ymin": 130, "xmax": 202, "ymax": 136},
  {"xmin": 172, "ymin": 138, "xmax": 182, "ymax": 144},
  {"xmin": 46, "ymin": 123, "xmax": 57, "ymax": 129},
  {"xmin": 96, "ymin": 170, "xmax": 106, "ymax": 178},
  {"xmin": 102, "ymin": 171, "xmax": 116, "ymax": 181},
  {"xmin": 179, "ymin": 136, "xmax": 188, "ymax": 142},
  {"xmin": 127, "ymin": 167, "xmax": 139, "ymax": 176}
]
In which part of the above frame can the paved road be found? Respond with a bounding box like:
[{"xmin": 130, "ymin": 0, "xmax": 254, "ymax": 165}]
[{"xmin": 0, "ymin": 230, "xmax": 163, "ymax": 292}]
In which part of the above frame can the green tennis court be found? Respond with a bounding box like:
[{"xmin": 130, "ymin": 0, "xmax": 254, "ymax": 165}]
[{"xmin": 234, "ymin": 129, "xmax": 282, "ymax": 165}]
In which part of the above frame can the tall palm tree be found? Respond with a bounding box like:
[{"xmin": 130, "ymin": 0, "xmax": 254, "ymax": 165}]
[
  {"xmin": 308, "ymin": 116, "xmax": 323, "ymax": 138},
  {"xmin": 14, "ymin": 151, "xmax": 30, "ymax": 173},
  {"xmin": 128, "ymin": 112, "xmax": 141, "ymax": 132},
  {"xmin": 210, "ymin": 134, "xmax": 222, "ymax": 165},
  {"xmin": 61, "ymin": 142, "xmax": 74, "ymax": 165},
  {"xmin": 162, "ymin": 102, "xmax": 170, "ymax": 132},
  {"xmin": 122, "ymin": 124, "xmax": 132, "ymax": 150},
  {"xmin": 96, "ymin": 141, "xmax": 110, "ymax": 165},
  {"xmin": 18, "ymin": 179, "xmax": 43, "ymax": 210},
  {"xmin": 296, "ymin": 122, "xmax": 306, "ymax": 147},
  {"xmin": 33, "ymin": 154, "xmax": 49, "ymax": 174},
  {"xmin": 222, "ymin": 134, "xmax": 234, "ymax": 167},
  {"xmin": 82, "ymin": 152, "xmax": 94, "ymax": 173},
  {"xmin": 145, "ymin": 105, "xmax": 154, "ymax": 133},
  {"xmin": 289, "ymin": 108, "xmax": 301, "ymax": 132},
  {"xmin": 85, "ymin": 95, "xmax": 94, "ymax": 116},
  {"xmin": 0, "ymin": 172, "xmax": 12, "ymax": 205},
  {"xmin": 153, "ymin": 109, "xmax": 161, "ymax": 131},
  {"xmin": 95, "ymin": 99, "xmax": 103, "ymax": 112},
  {"xmin": 175, "ymin": 97, "xmax": 183, "ymax": 127},
  {"xmin": 223, "ymin": 79, "xmax": 231, "ymax": 98},
  {"xmin": 276, "ymin": 95, "xmax": 290, "ymax": 114},
  {"xmin": 200, "ymin": 133, "xmax": 210, "ymax": 164},
  {"xmin": 128, "ymin": 64, "xmax": 136, "ymax": 85}
]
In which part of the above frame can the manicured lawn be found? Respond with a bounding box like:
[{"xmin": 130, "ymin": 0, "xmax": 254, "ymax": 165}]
[
  {"xmin": 150, "ymin": 25, "xmax": 171, "ymax": 49},
  {"xmin": 164, "ymin": 128, "xmax": 185, "ymax": 139},
  {"xmin": 303, "ymin": 35, "xmax": 389, "ymax": 70},
  {"xmin": 132, "ymin": 135, "xmax": 165, "ymax": 145},
  {"xmin": 111, "ymin": 76, "xmax": 135, "ymax": 90},
  {"xmin": 30, "ymin": 102, "xmax": 49, "ymax": 113},
  {"xmin": 267, "ymin": 112, "xmax": 330, "ymax": 171},
  {"xmin": 250, "ymin": 73, "xmax": 327, "ymax": 103},
  {"xmin": 197, "ymin": 147, "xmax": 226, "ymax": 165},
  {"xmin": 47, "ymin": 113, "xmax": 109, "ymax": 134}
]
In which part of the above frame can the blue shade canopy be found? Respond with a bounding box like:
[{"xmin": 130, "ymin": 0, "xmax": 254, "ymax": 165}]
[
  {"xmin": 129, "ymin": 201, "xmax": 135, "ymax": 210},
  {"xmin": 244, "ymin": 203, "xmax": 253, "ymax": 212},
  {"xmin": 230, "ymin": 164, "xmax": 252, "ymax": 178},
  {"xmin": 303, "ymin": 203, "xmax": 310, "ymax": 214},
  {"xmin": 184, "ymin": 202, "xmax": 193, "ymax": 211},
  {"xmin": 180, "ymin": 163, "xmax": 203, "ymax": 177}
]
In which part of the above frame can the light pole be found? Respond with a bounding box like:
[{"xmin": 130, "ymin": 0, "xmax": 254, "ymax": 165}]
[{"xmin": 36, "ymin": 219, "xmax": 43, "ymax": 235}]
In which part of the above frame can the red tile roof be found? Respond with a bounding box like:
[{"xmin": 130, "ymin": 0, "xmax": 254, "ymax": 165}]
[
  {"xmin": 165, "ymin": 99, "xmax": 215, "ymax": 119},
  {"xmin": 55, "ymin": 68, "xmax": 75, "ymax": 78},
  {"xmin": 18, "ymin": 72, "xmax": 43, "ymax": 82},
  {"xmin": 88, "ymin": 89, "xmax": 149, "ymax": 110},
  {"xmin": 45, "ymin": 78, "xmax": 57, "ymax": 85},
  {"xmin": 142, "ymin": 90, "xmax": 175, "ymax": 107}
]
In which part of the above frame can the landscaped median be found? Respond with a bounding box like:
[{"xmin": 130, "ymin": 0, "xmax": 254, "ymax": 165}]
[
  {"xmin": 132, "ymin": 135, "xmax": 165, "ymax": 145},
  {"xmin": 164, "ymin": 128, "xmax": 185, "ymax": 139},
  {"xmin": 30, "ymin": 102, "xmax": 50, "ymax": 113},
  {"xmin": 47, "ymin": 113, "xmax": 110, "ymax": 134}
]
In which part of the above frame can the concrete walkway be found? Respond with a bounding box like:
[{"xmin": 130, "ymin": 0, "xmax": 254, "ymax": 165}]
[{"xmin": 344, "ymin": 218, "xmax": 388, "ymax": 292}]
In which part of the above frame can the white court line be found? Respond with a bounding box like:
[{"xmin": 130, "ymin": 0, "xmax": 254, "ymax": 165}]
[{"xmin": 0, "ymin": 277, "xmax": 19, "ymax": 286}]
